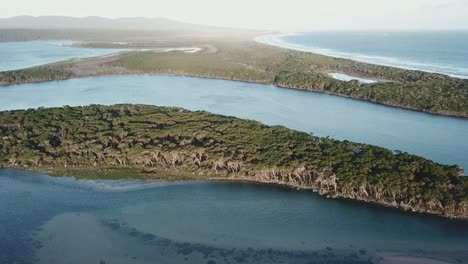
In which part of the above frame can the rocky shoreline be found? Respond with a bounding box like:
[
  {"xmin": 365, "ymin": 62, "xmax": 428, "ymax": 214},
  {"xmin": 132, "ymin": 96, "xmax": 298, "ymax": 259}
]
[
  {"xmin": 215, "ymin": 177, "xmax": 468, "ymax": 220},
  {"xmin": 3, "ymin": 163, "xmax": 467, "ymax": 220},
  {"xmin": 1, "ymin": 104, "xmax": 466, "ymax": 219}
]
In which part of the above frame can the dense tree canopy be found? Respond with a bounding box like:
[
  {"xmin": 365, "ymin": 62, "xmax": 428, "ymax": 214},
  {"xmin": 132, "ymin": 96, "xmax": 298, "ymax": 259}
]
[{"xmin": 0, "ymin": 104, "xmax": 466, "ymax": 218}]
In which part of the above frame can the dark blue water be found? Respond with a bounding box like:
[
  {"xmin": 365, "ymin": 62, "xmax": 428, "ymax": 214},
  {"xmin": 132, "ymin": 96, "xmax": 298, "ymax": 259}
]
[
  {"xmin": 0, "ymin": 41, "xmax": 123, "ymax": 71},
  {"xmin": 1, "ymin": 75, "xmax": 467, "ymax": 171},
  {"xmin": 259, "ymin": 31, "xmax": 468, "ymax": 78},
  {"xmin": 1, "ymin": 169, "xmax": 467, "ymax": 264}
]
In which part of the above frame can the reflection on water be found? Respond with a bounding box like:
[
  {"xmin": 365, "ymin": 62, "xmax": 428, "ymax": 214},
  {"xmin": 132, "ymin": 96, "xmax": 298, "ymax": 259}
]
[{"xmin": 1, "ymin": 169, "xmax": 467, "ymax": 264}]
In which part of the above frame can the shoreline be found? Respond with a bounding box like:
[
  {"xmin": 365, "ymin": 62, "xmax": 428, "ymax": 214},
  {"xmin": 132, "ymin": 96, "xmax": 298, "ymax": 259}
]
[
  {"xmin": 1, "ymin": 37, "xmax": 468, "ymax": 119},
  {"xmin": 0, "ymin": 104, "xmax": 466, "ymax": 220},
  {"xmin": 255, "ymin": 33, "xmax": 468, "ymax": 80},
  {"xmin": 3, "ymin": 163, "xmax": 468, "ymax": 221},
  {"xmin": 3, "ymin": 165, "xmax": 468, "ymax": 221},
  {"xmin": 3, "ymin": 70, "xmax": 468, "ymax": 120},
  {"xmin": 212, "ymin": 177, "xmax": 468, "ymax": 221}
]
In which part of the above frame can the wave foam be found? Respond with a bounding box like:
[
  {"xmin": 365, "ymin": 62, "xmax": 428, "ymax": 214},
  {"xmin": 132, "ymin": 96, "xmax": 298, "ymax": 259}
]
[{"xmin": 255, "ymin": 34, "xmax": 468, "ymax": 79}]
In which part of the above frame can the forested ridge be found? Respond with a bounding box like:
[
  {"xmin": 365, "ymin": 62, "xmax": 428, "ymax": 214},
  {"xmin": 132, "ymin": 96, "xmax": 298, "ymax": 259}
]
[{"xmin": 0, "ymin": 104, "xmax": 466, "ymax": 218}]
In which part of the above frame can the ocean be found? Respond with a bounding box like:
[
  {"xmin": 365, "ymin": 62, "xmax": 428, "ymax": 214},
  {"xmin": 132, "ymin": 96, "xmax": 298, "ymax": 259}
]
[{"xmin": 258, "ymin": 31, "xmax": 468, "ymax": 78}]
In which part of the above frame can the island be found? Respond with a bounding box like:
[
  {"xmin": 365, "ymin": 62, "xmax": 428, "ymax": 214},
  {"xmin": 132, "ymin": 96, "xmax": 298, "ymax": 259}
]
[{"xmin": 1, "ymin": 104, "xmax": 466, "ymax": 219}]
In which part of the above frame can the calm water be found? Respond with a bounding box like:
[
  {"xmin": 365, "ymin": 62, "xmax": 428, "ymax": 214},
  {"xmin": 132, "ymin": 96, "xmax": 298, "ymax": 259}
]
[
  {"xmin": 1, "ymin": 42, "xmax": 468, "ymax": 264},
  {"xmin": 258, "ymin": 31, "xmax": 468, "ymax": 78},
  {"xmin": 1, "ymin": 75, "xmax": 467, "ymax": 171},
  {"xmin": 1, "ymin": 169, "xmax": 467, "ymax": 264},
  {"xmin": 0, "ymin": 41, "xmax": 123, "ymax": 71}
]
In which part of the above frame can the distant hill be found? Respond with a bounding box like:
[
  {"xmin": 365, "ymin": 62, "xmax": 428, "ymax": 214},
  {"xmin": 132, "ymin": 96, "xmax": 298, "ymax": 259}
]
[
  {"xmin": 0, "ymin": 16, "xmax": 261, "ymax": 42},
  {"xmin": 0, "ymin": 16, "xmax": 234, "ymax": 32}
]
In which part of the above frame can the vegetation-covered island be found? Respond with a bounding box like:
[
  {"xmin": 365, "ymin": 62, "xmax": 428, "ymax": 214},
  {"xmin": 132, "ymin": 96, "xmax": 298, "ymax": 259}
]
[{"xmin": 0, "ymin": 104, "xmax": 466, "ymax": 219}]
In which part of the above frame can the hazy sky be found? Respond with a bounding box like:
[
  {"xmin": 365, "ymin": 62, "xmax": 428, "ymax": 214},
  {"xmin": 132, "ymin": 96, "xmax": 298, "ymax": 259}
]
[{"xmin": 2, "ymin": 0, "xmax": 468, "ymax": 31}]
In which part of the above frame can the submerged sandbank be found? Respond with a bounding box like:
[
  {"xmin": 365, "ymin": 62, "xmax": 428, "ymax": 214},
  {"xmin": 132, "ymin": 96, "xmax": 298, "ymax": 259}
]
[{"xmin": 35, "ymin": 212, "xmax": 461, "ymax": 264}]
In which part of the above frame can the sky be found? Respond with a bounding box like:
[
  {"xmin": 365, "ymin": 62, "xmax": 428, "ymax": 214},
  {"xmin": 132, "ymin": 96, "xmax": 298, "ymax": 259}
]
[{"xmin": 2, "ymin": 0, "xmax": 468, "ymax": 31}]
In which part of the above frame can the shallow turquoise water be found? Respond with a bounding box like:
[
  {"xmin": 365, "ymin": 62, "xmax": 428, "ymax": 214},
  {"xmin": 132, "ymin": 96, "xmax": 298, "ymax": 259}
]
[
  {"xmin": 0, "ymin": 40, "xmax": 122, "ymax": 71},
  {"xmin": 1, "ymin": 169, "xmax": 467, "ymax": 263},
  {"xmin": 1, "ymin": 74, "xmax": 467, "ymax": 171}
]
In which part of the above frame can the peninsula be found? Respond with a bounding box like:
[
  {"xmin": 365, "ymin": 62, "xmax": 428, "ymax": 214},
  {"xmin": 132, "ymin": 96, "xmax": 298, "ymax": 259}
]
[
  {"xmin": 1, "ymin": 104, "xmax": 466, "ymax": 219},
  {"xmin": 0, "ymin": 14, "xmax": 467, "ymax": 120},
  {"xmin": 1, "ymin": 35, "xmax": 468, "ymax": 119}
]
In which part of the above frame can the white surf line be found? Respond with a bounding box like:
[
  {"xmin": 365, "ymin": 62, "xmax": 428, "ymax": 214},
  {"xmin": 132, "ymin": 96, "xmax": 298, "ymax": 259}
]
[
  {"xmin": 254, "ymin": 33, "xmax": 307, "ymax": 51},
  {"xmin": 256, "ymin": 34, "xmax": 379, "ymax": 84},
  {"xmin": 254, "ymin": 33, "xmax": 468, "ymax": 79}
]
